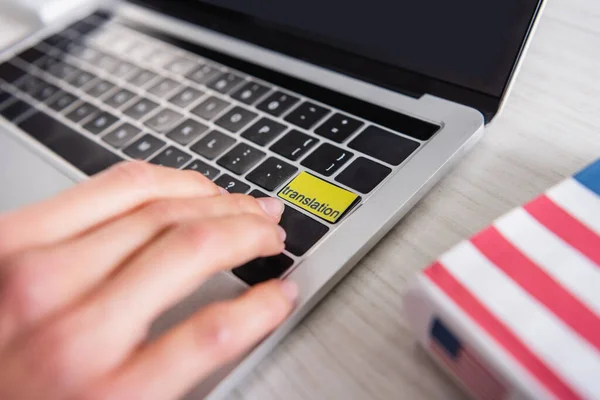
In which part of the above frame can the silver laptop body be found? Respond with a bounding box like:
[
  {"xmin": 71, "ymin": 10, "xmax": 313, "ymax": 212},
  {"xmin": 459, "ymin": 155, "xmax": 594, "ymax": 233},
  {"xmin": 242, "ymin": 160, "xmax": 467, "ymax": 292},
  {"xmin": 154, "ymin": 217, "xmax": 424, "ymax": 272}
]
[{"xmin": 0, "ymin": 1, "xmax": 545, "ymax": 398}]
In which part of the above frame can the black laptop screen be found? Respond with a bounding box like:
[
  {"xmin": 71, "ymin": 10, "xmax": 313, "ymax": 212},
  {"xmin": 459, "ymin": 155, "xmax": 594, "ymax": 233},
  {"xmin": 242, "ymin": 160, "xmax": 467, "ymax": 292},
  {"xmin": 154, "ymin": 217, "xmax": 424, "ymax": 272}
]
[{"xmin": 196, "ymin": 0, "xmax": 540, "ymax": 98}]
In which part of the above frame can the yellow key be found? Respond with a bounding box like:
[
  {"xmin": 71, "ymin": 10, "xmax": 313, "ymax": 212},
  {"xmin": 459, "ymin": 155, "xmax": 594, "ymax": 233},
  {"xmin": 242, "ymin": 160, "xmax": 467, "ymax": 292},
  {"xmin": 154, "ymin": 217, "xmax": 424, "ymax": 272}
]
[{"xmin": 278, "ymin": 172, "xmax": 359, "ymax": 223}]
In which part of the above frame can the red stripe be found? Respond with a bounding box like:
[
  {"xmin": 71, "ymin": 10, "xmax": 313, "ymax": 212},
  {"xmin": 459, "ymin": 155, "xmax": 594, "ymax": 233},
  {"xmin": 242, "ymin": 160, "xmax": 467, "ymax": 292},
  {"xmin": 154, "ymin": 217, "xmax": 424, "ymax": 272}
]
[
  {"xmin": 524, "ymin": 195, "xmax": 600, "ymax": 266},
  {"xmin": 431, "ymin": 342, "xmax": 506, "ymax": 400},
  {"xmin": 424, "ymin": 263, "xmax": 582, "ymax": 400},
  {"xmin": 472, "ymin": 227, "xmax": 600, "ymax": 352}
]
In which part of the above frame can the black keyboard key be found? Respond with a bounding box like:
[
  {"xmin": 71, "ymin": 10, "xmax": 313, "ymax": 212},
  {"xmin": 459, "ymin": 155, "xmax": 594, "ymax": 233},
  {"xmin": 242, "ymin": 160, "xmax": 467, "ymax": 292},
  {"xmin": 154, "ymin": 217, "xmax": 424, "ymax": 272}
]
[
  {"xmin": 214, "ymin": 106, "xmax": 258, "ymax": 133},
  {"xmin": 284, "ymin": 101, "xmax": 329, "ymax": 129},
  {"xmin": 0, "ymin": 62, "xmax": 26, "ymax": 84},
  {"xmin": 47, "ymin": 61, "xmax": 78, "ymax": 80},
  {"xmin": 169, "ymin": 87, "xmax": 204, "ymax": 108},
  {"xmin": 230, "ymin": 81, "xmax": 270, "ymax": 105},
  {"xmin": 14, "ymin": 75, "xmax": 45, "ymax": 97},
  {"xmin": 348, "ymin": 126, "xmax": 420, "ymax": 166},
  {"xmin": 144, "ymin": 108, "xmax": 184, "ymax": 134},
  {"xmin": 0, "ymin": 100, "xmax": 32, "ymax": 121},
  {"xmin": 123, "ymin": 134, "xmax": 166, "ymax": 160},
  {"xmin": 214, "ymin": 174, "xmax": 250, "ymax": 194},
  {"xmin": 206, "ymin": 72, "xmax": 245, "ymax": 94},
  {"xmin": 167, "ymin": 119, "xmax": 209, "ymax": 146},
  {"xmin": 145, "ymin": 50, "xmax": 175, "ymax": 69},
  {"xmin": 0, "ymin": 90, "xmax": 12, "ymax": 106},
  {"xmin": 16, "ymin": 47, "xmax": 45, "ymax": 64},
  {"xmin": 35, "ymin": 56, "xmax": 61, "ymax": 72},
  {"xmin": 164, "ymin": 57, "xmax": 198, "ymax": 76},
  {"xmin": 67, "ymin": 70, "xmax": 97, "ymax": 88},
  {"xmin": 70, "ymin": 20, "xmax": 98, "ymax": 35},
  {"xmin": 186, "ymin": 64, "xmax": 220, "ymax": 84},
  {"xmin": 74, "ymin": 46, "xmax": 102, "ymax": 63},
  {"xmin": 270, "ymin": 130, "xmax": 319, "ymax": 161},
  {"xmin": 246, "ymin": 157, "xmax": 298, "ymax": 191},
  {"xmin": 241, "ymin": 117, "xmax": 287, "ymax": 147},
  {"xmin": 85, "ymin": 79, "xmax": 115, "ymax": 98},
  {"xmin": 102, "ymin": 123, "xmax": 141, "ymax": 149},
  {"xmin": 191, "ymin": 96, "xmax": 230, "ymax": 121},
  {"xmin": 256, "ymin": 91, "xmax": 300, "ymax": 117},
  {"xmin": 301, "ymin": 143, "xmax": 353, "ymax": 177},
  {"xmin": 183, "ymin": 159, "xmax": 220, "ymax": 180},
  {"xmin": 96, "ymin": 54, "xmax": 120, "ymax": 72},
  {"xmin": 279, "ymin": 206, "xmax": 329, "ymax": 256},
  {"xmin": 217, "ymin": 143, "xmax": 265, "ymax": 175},
  {"xmin": 315, "ymin": 114, "xmax": 364, "ymax": 143},
  {"xmin": 190, "ymin": 130, "xmax": 235, "ymax": 160},
  {"xmin": 83, "ymin": 112, "xmax": 119, "ymax": 135},
  {"xmin": 111, "ymin": 61, "xmax": 139, "ymax": 79},
  {"xmin": 104, "ymin": 89, "xmax": 136, "ymax": 109},
  {"xmin": 47, "ymin": 90, "xmax": 77, "ymax": 111},
  {"xmin": 233, "ymin": 254, "xmax": 294, "ymax": 286},
  {"xmin": 123, "ymin": 98, "xmax": 159, "ymax": 120},
  {"xmin": 335, "ymin": 157, "xmax": 392, "ymax": 194},
  {"xmin": 42, "ymin": 33, "xmax": 69, "ymax": 47},
  {"xmin": 149, "ymin": 147, "xmax": 192, "ymax": 169},
  {"xmin": 128, "ymin": 69, "xmax": 158, "ymax": 88},
  {"xmin": 148, "ymin": 78, "xmax": 181, "ymax": 98},
  {"xmin": 63, "ymin": 42, "xmax": 85, "ymax": 57},
  {"xmin": 65, "ymin": 102, "xmax": 99, "ymax": 123},
  {"xmin": 31, "ymin": 83, "xmax": 60, "ymax": 102},
  {"xmin": 18, "ymin": 111, "xmax": 122, "ymax": 175}
]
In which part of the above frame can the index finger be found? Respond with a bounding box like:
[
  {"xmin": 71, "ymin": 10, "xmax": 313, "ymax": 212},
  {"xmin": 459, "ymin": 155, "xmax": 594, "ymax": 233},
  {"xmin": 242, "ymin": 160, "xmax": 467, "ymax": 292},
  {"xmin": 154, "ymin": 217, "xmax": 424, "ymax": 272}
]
[{"xmin": 0, "ymin": 161, "xmax": 222, "ymax": 257}]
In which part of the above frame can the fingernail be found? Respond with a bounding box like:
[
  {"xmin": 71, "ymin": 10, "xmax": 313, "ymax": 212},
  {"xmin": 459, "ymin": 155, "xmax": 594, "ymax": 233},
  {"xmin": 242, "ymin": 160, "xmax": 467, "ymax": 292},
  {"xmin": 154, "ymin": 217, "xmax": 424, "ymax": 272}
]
[
  {"xmin": 219, "ymin": 187, "xmax": 229, "ymax": 195},
  {"xmin": 277, "ymin": 225, "xmax": 287, "ymax": 242},
  {"xmin": 280, "ymin": 280, "xmax": 299, "ymax": 302},
  {"xmin": 257, "ymin": 197, "xmax": 284, "ymax": 218}
]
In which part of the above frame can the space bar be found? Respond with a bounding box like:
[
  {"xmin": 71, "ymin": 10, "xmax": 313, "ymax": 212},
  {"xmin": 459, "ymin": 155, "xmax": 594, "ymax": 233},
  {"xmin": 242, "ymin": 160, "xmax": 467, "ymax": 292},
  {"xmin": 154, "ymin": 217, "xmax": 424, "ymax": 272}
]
[{"xmin": 18, "ymin": 111, "xmax": 123, "ymax": 176}]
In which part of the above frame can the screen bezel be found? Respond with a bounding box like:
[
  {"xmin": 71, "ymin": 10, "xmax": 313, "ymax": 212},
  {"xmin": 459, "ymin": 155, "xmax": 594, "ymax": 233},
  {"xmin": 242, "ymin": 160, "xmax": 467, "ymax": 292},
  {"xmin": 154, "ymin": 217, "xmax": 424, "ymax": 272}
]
[{"xmin": 125, "ymin": 0, "xmax": 544, "ymax": 122}]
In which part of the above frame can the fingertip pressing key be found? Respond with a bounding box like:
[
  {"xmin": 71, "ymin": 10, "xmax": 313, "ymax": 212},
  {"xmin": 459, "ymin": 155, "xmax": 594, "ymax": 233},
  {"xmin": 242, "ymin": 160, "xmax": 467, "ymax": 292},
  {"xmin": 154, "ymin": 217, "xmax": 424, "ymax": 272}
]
[{"xmin": 257, "ymin": 197, "xmax": 285, "ymax": 218}]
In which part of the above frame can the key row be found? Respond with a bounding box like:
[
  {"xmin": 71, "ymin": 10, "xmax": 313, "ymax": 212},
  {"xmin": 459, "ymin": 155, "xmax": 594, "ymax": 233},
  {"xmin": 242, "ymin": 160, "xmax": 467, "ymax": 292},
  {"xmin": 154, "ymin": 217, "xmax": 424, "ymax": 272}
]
[
  {"xmin": 27, "ymin": 35, "xmax": 421, "ymax": 172},
  {"xmin": 40, "ymin": 31, "xmax": 379, "ymax": 144}
]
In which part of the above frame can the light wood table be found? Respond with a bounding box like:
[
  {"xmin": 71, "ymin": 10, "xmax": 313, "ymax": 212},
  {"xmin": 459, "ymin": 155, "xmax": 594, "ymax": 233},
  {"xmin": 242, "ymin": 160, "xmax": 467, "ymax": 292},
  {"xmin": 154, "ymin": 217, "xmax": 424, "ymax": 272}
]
[{"xmin": 2, "ymin": 0, "xmax": 599, "ymax": 398}]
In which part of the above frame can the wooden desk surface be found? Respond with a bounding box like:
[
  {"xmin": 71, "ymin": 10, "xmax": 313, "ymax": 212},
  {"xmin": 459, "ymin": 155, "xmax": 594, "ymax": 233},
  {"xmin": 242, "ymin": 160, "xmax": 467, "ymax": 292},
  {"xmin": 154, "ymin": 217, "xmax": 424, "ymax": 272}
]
[{"xmin": 2, "ymin": 0, "xmax": 599, "ymax": 398}]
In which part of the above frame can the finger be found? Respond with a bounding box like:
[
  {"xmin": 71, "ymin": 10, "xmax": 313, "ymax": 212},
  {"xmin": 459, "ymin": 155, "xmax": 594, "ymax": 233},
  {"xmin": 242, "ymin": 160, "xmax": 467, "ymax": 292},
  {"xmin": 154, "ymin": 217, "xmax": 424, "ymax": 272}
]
[
  {"xmin": 87, "ymin": 280, "xmax": 297, "ymax": 400},
  {"xmin": 0, "ymin": 161, "xmax": 222, "ymax": 258},
  {"xmin": 0, "ymin": 195, "xmax": 284, "ymax": 337},
  {"xmin": 62, "ymin": 214, "xmax": 286, "ymax": 373}
]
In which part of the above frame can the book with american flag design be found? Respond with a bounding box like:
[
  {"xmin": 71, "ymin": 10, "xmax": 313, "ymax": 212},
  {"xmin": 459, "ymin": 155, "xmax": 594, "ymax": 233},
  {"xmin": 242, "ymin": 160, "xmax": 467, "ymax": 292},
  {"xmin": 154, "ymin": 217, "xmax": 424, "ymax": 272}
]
[{"xmin": 404, "ymin": 159, "xmax": 600, "ymax": 400}]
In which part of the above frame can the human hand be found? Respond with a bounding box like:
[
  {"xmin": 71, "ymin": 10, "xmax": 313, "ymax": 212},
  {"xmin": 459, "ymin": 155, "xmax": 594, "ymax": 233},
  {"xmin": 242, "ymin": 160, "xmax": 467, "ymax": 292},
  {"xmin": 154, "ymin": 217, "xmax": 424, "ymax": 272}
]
[{"xmin": 0, "ymin": 161, "xmax": 297, "ymax": 400}]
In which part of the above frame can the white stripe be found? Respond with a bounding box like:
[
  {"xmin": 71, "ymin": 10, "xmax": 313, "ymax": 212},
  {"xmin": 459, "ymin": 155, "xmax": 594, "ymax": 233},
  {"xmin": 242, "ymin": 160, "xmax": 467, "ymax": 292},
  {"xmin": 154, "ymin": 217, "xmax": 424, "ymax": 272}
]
[
  {"xmin": 495, "ymin": 208, "xmax": 600, "ymax": 316},
  {"xmin": 547, "ymin": 179, "xmax": 600, "ymax": 235},
  {"xmin": 440, "ymin": 242, "xmax": 600, "ymax": 399}
]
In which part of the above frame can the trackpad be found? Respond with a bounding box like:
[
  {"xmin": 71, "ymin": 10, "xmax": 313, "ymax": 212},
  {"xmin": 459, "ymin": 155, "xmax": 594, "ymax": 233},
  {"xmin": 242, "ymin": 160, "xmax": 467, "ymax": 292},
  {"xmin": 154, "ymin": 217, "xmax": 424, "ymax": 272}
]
[
  {"xmin": 149, "ymin": 272, "xmax": 249, "ymax": 399},
  {"xmin": 0, "ymin": 130, "xmax": 77, "ymax": 213}
]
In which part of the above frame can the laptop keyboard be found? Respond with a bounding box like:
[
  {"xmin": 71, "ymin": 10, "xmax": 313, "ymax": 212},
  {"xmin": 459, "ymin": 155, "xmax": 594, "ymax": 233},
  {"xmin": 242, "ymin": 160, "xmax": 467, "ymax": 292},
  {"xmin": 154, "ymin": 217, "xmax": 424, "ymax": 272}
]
[{"xmin": 0, "ymin": 12, "xmax": 437, "ymax": 286}]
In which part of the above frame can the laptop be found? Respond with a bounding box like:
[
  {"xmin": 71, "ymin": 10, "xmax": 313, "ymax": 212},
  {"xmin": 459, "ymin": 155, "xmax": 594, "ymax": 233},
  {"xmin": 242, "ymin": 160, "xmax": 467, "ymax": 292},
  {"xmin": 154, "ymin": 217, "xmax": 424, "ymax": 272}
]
[{"xmin": 0, "ymin": 0, "xmax": 545, "ymax": 398}]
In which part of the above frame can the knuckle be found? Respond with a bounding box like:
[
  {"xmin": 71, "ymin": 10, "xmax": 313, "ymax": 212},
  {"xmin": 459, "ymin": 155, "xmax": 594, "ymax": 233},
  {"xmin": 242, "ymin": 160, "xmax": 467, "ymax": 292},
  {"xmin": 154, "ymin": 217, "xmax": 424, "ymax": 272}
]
[
  {"xmin": 181, "ymin": 221, "xmax": 211, "ymax": 249},
  {"xmin": 109, "ymin": 160, "xmax": 157, "ymax": 192}
]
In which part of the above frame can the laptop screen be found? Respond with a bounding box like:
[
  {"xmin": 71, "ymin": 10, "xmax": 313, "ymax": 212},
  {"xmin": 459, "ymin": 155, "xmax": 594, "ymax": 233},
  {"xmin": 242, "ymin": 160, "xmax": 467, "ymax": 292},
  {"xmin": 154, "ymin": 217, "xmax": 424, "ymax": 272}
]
[{"xmin": 195, "ymin": 0, "xmax": 541, "ymax": 98}]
